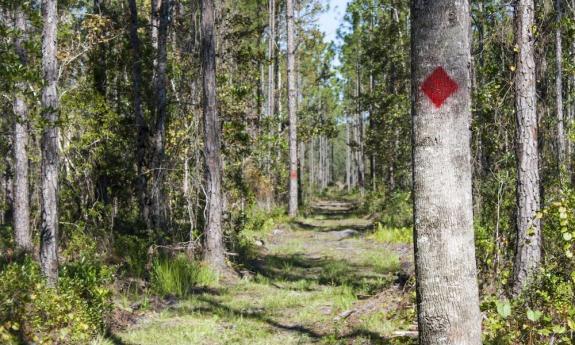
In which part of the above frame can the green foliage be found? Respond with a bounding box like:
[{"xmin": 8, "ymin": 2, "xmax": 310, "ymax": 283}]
[
  {"xmin": 482, "ymin": 188, "xmax": 575, "ymax": 344},
  {"xmin": 369, "ymin": 223, "xmax": 412, "ymax": 244},
  {"xmin": 151, "ymin": 255, "xmax": 218, "ymax": 297},
  {"xmin": 483, "ymin": 272, "xmax": 575, "ymax": 344},
  {"xmin": 114, "ymin": 234, "xmax": 151, "ymax": 278},
  {"xmin": 365, "ymin": 190, "xmax": 412, "ymax": 228},
  {"xmin": 0, "ymin": 258, "xmax": 112, "ymax": 345},
  {"xmin": 230, "ymin": 206, "xmax": 287, "ymax": 260}
]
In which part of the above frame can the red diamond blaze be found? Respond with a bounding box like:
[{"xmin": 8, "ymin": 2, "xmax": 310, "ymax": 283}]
[{"xmin": 421, "ymin": 67, "xmax": 459, "ymax": 108}]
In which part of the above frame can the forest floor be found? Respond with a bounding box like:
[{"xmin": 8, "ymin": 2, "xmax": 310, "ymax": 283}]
[{"xmin": 114, "ymin": 198, "xmax": 417, "ymax": 345}]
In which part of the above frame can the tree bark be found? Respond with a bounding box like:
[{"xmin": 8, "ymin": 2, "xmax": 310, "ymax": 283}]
[
  {"xmin": 346, "ymin": 118, "xmax": 351, "ymax": 191},
  {"xmin": 411, "ymin": 1, "xmax": 482, "ymax": 344},
  {"xmin": 287, "ymin": 0, "xmax": 298, "ymax": 216},
  {"xmin": 568, "ymin": 41, "xmax": 575, "ymax": 181},
  {"xmin": 268, "ymin": 0, "xmax": 276, "ymax": 118},
  {"xmin": 13, "ymin": 7, "xmax": 32, "ymax": 254},
  {"xmin": 202, "ymin": 0, "xmax": 227, "ymax": 272},
  {"xmin": 40, "ymin": 0, "xmax": 60, "ymax": 287},
  {"xmin": 128, "ymin": 0, "xmax": 150, "ymax": 226},
  {"xmin": 555, "ymin": 0, "xmax": 565, "ymax": 176},
  {"xmin": 512, "ymin": 0, "xmax": 541, "ymax": 295},
  {"xmin": 355, "ymin": 63, "xmax": 365, "ymax": 195},
  {"xmin": 150, "ymin": 0, "xmax": 170, "ymax": 230}
]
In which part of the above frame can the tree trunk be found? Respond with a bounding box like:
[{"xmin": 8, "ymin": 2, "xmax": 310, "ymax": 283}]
[
  {"xmin": 287, "ymin": 0, "xmax": 298, "ymax": 217},
  {"xmin": 13, "ymin": 7, "xmax": 32, "ymax": 254},
  {"xmin": 512, "ymin": 0, "xmax": 541, "ymax": 295},
  {"xmin": 355, "ymin": 64, "xmax": 365, "ymax": 195},
  {"xmin": 268, "ymin": 0, "xmax": 275, "ymax": 118},
  {"xmin": 411, "ymin": 1, "xmax": 482, "ymax": 344},
  {"xmin": 346, "ymin": 118, "xmax": 351, "ymax": 191},
  {"xmin": 151, "ymin": 0, "xmax": 160, "ymax": 69},
  {"xmin": 309, "ymin": 138, "xmax": 315, "ymax": 190},
  {"xmin": 369, "ymin": 72, "xmax": 376, "ymax": 191},
  {"xmin": 202, "ymin": 0, "xmax": 226, "ymax": 272},
  {"xmin": 40, "ymin": 0, "xmax": 60, "ymax": 287},
  {"xmin": 556, "ymin": 0, "xmax": 565, "ymax": 177},
  {"xmin": 150, "ymin": 0, "xmax": 170, "ymax": 231},
  {"xmin": 568, "ymin": 41, "xmax": 575, "ymax": 181},
  {"xmin": 128, "ymin": 0, "xmax": 150, "ymax": 226}
]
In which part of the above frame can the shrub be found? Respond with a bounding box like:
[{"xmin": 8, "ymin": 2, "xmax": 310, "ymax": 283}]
[
  {"xmin": 482, "ymin": 189, "xmax": 575, "ymax": 344},
  {"xmin": 151, "ymin": 255, "xmax": 217, "ymax": 297},
  {"xmin": 229, "ymin": 205, "xmax": 286, "ymax": 261},
  {"xmin": 365, "ymin": 190, "xmax": 412, "ymax": 228},
  {"xmin": 0, "ymin": 257, "xmax": 112, "ymax": 345},
  {"xmin": 114, "ymin": 234, "xmax": 151, "ymax": 278}
]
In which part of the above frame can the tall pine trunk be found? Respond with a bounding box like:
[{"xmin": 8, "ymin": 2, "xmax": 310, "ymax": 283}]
[
  {"xmin": 150, "ymin": 0, "xmax": 170, "ymax": 230},
  {"xmin": 355, "ymin": 64, "xmax": 365, "ymax": 195},
  {"xmin": 512, "ymin": 0, "xmax": 541, "ymax": 295},
  {"xmin": 128, "ymin": 0, "xmax": 150, "ymax": 226},
  {"xmin": 201, "ymin": 0, "xmax": 226, "ymax": 272},
  {"xmin": 346, "ymin": 118, "xmax": 351, "ymax": 191},
  {"xmin": 555, "ymin": 0, "xmax": 565, "ymax": 176},
  {"xmin": 40, "ymin": 0, "xmax": 60, "ymax": 287},
  {"xmin": 13, "ymin": 7, "xmax": 32, "ymax": 254},
  {"xmin": 268, "ymin": 0, "xmax": 275, "ymax": 118},
  {"xmin": 287, "ymin": 0, "xmax": 298, "ymax": 216},
  {"xmin": 411, "ymin": 1, "xmax": 481, "ymax": 343}
]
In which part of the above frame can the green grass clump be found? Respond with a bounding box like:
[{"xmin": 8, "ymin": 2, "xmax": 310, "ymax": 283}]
[
  {"xmin": 151, "ymin": 255, "xmax": 218, "ymax": 297},
  {"xmin": 370, "ymin": 223, "xmax": 413, "ymax": 244},
  {"xmin": 363, "ymin": 251, "xmax": 401, "ymax": 274}
]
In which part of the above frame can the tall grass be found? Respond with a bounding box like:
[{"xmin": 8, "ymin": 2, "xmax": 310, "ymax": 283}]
[
  {"xmin": 370, "ymin": 223, "xmax": 413, "ymax": 244},
  {"xmin": 151, "ymin": 255, "xmax": 218, "ymax": 297}
]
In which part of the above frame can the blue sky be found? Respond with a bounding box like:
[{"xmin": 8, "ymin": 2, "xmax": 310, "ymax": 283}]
[{"xmin": 316, "ymin": 0, "xmax": 351, "ymax": 44}]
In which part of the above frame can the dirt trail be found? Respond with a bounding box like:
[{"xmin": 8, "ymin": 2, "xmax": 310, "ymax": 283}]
[{"xmin": 118, "ymin": 199, "xmax": 416, "ymax": 345}]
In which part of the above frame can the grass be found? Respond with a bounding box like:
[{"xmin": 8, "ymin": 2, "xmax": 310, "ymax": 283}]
[
  {"xmin": 369, "ymin": 223, "xmax": 413, "ymax": 244},
  {"xmin": 151, "ymin": 255, "xmax": 218, "ymax": 297},
  {"xmin": 362, "ymin": 251, "xmax": 401, "ymax": 274}
]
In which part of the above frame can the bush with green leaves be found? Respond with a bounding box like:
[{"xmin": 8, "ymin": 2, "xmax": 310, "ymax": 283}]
[
  {"xmin": 114, "ymin": 234, "xmax": 151, "ymax": 278},
  {"xmin": 364, "ymin": 190, "xmax": 412, "ymax": 228},
  {"xmin": 0, "ymin": 257, "xmax": 113, "ymax": 345},
  {"xmin": 482, "ymin": 189, "xmax": 575, "ymax": 344},
  {"xmin": 482, "ymin": 271, "xmax": 575, "ymax": 344}
]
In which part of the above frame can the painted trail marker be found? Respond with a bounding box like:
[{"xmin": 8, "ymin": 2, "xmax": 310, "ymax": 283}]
[
  {"xmin": 290, "ymin": 169, "xmax": 298, "ymax": 179},
  {"xmin": 421, "ymin": 67, "xmax": 459, "ymax": 108}
]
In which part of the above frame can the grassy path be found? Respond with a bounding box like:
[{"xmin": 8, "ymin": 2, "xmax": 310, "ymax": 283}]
[{"xmin": 116, "ymin": 199, "xmax": 416, "ymax": 345}]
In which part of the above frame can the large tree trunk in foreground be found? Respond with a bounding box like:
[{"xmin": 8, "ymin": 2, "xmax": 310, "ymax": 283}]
[
  {"xmin": 512, "ymin": 0, "xmax": 541, "ymax": 296},
  {"xmin": 411, "ymin": 1, "xmax": 482, "ymax": 344},
  {"xmin": 287, "ymin": 0, "xmax": 298, "ymax": 217},
  {"xmin": 13, "ymin": 7, "xmax": 32, "ymax": 254},
  {"xmin": 202, "ymin": 0, "xmax": 226, "ymax": 272},
  {"xmin": 128, "ymin": 0, "xmax": 150, "ymax": 226},
  {"xmin": 40, "ymin": 0, "xmax": 60, "ymax": 287}
]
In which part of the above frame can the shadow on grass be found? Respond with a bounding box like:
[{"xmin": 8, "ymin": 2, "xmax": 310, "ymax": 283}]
[
  {"xmin": 247, "ymin": 253, "xmax": 397, "ymax": 295},
  {"xmin": 171, "ymin": 296, "xmax": 412, "ymax": 344},
  {"xmin": 292, "ymin": 220, "xmax": 374, "ymax": 233},
  {"xmin": 106, "ymin": 332, "xmax": 138, "ymax": 345}
]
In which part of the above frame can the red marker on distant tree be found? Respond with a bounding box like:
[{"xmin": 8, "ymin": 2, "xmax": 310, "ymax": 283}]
[
  {"xmin": 421, "ymin": 66, "xmax": 459, "ymax": 108},
  {"xmin": 290, "ymin": 169, "xmax": 298, "ymax": 180}
]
